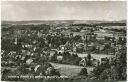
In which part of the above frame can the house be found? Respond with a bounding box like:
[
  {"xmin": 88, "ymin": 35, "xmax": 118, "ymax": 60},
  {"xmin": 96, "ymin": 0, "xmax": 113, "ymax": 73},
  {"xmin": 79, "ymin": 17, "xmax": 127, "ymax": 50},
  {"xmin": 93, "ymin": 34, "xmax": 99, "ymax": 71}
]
[
  {"xmin": 79, "ymin": 58, "xmax": 86, "ymax": 67},
  {"xmin": 49, "ymin": 50, "xmax": 56, "ymax": 57},
  {"xmin": 14, "ymin": 38, "xmax": 18, "ymax": 45},
  {"xmin": 57, "ymin": 56, "xmax": 63, "ymax": 63},
  {"xmin": 91, "ymin": 59, "xmax": 100, "ymax": 67},
  {"xmin": 73, "ymin": 47, "xmax": 77, "ymax": 52},
  {"xmin": 26, "ymin": 58, "xmax": 33, "ymax": 65},
  {"xmin": 111, "ymin": 43, "xmax": 115, "ymax": 48},
  {"xmin": 34, "ymin": 65, "xmax": 41, "ymax": 72},
  {"xmin": 96, "ymin": 36, "xmax": 105, "ymax": 40},
  {"xmin": 99, "ymin": 45, "xmax": 105, "ymax": 51},
  {"xmin": 59, "ymin": 45, "xmax": 65, "ymax": 51}
]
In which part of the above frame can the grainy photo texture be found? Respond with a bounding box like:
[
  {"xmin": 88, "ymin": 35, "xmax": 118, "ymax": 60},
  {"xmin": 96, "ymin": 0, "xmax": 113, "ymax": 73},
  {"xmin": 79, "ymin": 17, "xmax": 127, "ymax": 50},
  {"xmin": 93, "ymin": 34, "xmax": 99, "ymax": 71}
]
[{"xmin": 1, "ymin": 1, "xmax": 127, "ymax": 82}]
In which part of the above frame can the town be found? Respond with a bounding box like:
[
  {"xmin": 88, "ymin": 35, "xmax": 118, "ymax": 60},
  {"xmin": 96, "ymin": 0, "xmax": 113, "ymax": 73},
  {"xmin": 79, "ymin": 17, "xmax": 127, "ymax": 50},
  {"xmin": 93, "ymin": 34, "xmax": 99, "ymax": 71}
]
[{"xmin": 1, "ymin": 20, "xmax": 126, "ymax": 81}]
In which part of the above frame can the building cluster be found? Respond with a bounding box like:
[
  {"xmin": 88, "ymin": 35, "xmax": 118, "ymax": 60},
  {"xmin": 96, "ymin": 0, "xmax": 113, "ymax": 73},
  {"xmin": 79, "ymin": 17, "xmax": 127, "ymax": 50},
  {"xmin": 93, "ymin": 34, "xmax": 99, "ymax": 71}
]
[{"xmin": 1, "ymin": 23, "xmax": 126, "ymax": 77}]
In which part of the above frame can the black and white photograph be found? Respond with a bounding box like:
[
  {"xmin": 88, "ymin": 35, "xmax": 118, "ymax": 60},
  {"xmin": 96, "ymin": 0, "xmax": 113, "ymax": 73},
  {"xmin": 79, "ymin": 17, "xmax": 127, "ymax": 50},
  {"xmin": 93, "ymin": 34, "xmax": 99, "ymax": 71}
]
[{"xmin": 1, "ymin": 1, "xmax": 127, "ymax": 82}]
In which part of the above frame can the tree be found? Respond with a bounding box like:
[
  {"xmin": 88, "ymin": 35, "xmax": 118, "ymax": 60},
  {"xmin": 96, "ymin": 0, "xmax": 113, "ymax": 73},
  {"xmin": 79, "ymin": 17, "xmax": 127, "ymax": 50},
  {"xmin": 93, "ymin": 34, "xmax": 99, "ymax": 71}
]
[
  {"xmin": 92, "ymin": 47, "xmax": 127, "ymax": 81},
  {"xmin": 78, "ymin": 68, "xmax": 88, "ymax": 76},
  {"xmin": 50, "ymin": 52, "xmax": 57, "ymax": 62},
  {"xmin": 86, "ymin": 53, "xmax": 91, "ymax": 66},
  {"xmin": 99, "ymin": 66, "xmax": 120, "ymax": 80}
]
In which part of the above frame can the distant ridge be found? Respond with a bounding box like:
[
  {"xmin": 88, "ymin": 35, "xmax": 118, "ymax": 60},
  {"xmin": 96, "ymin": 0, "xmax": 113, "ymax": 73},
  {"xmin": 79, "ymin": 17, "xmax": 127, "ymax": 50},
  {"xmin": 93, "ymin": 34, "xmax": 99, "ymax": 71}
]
[{"xmin": 2, "ymin": 20, "xmax": 126, "ymax": 26}]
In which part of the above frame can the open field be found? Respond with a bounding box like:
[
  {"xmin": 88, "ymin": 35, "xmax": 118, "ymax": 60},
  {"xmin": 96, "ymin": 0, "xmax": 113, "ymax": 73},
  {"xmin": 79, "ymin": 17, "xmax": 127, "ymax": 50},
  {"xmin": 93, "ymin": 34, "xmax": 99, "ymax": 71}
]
[{"xmin": 50, "ymin": 62, "xmax": 94, "ymax": 77}]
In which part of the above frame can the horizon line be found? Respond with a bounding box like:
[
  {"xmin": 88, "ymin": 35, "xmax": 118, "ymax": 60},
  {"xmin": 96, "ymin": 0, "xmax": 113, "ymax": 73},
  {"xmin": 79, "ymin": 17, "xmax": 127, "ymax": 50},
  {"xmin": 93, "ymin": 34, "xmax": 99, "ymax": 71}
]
[{"xmin": 1, "ymin": 19, "xmax": 127, "ymax": 22}]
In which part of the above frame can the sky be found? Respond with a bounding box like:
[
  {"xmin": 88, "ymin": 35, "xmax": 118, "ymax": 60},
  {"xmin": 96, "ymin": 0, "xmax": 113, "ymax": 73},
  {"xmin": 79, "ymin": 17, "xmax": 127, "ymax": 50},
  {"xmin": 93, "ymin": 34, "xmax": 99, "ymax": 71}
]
[{"xmin": 1, "ymin": 1, "xmax": 127, "ymax": 21}]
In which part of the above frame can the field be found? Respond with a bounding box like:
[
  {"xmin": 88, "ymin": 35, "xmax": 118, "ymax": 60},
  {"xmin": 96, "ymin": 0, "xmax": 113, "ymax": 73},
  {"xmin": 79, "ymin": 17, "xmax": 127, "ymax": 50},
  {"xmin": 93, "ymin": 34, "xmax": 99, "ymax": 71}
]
[{"xmin": 50, "ymin": 62, "xmax": 94, "ymax": 77}]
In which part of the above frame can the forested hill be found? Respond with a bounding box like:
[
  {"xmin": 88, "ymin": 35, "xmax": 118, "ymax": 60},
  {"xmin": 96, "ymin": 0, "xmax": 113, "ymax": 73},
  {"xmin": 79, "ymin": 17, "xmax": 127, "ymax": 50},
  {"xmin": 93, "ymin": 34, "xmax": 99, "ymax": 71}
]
[{"xmin": 70, "ymin": 22, "xmax": 126, "ymax": 27}]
